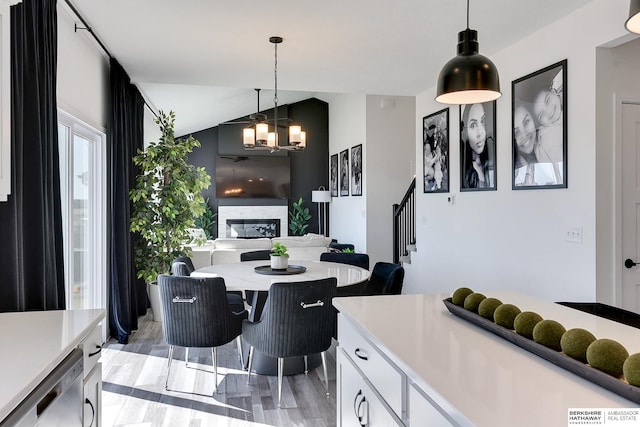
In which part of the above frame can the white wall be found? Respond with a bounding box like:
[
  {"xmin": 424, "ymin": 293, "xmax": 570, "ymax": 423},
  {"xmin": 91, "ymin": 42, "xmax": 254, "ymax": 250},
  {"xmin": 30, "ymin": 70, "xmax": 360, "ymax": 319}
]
[
  {"xmin": 319, "ymin": 93, "xmax": 367, "ymax": 251},
  {"xmin": 404, "ymin": 0, "xmax": 629, "ymax": 304},
  {"xmin": 366, "ymin": 95, "xmax": 415, "ymax": 266},
  {"xmin": 57, "ymin": 4, "xmax": 109, "ymax": 131}
]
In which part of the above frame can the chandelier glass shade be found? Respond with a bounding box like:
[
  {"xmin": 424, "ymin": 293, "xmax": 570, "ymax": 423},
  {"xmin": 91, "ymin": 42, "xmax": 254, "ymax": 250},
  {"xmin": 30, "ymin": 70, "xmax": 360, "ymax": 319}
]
[{"xmin": 243, "ymin": 37, "xmax": 306, "ymax": 151}]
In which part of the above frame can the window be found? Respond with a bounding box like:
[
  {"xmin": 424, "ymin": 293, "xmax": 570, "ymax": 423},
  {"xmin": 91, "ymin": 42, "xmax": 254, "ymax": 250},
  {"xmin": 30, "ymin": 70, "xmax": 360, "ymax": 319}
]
[{"xmin": 58, "ymin": 110, "xmax": 106, "ymax": 311}]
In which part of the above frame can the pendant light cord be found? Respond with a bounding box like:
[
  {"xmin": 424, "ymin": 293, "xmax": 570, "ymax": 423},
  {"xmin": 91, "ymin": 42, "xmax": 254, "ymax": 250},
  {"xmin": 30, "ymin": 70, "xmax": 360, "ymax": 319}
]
[
  {"xmin": 466, "ymin": 0, "xmax": 470, "ymax": 29},
  {"xmin": 273, "ymin": 41, "xmax": 279, "ymax": 142}
]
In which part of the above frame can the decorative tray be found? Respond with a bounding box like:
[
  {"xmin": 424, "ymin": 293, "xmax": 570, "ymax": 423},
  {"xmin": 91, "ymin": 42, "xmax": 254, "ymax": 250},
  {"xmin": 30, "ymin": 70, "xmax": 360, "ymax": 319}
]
[
  {"xmin": 254, "ymin": 265, "xmax": 307, "ymax": 275},
  {"xmin": 443, "ymin": 298, "xmax": 640, "ymax": 404}
]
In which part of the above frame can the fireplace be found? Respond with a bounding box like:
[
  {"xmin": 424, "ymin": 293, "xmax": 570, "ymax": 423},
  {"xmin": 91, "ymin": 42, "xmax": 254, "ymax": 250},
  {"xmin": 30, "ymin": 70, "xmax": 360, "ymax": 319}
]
[
  {"xmin": 226, "ymin": 219, "xmax": 281, "ymax": 238},
  {"xmin": 218, "ymin": 206, "xmax": 289, "ymax": 238}
]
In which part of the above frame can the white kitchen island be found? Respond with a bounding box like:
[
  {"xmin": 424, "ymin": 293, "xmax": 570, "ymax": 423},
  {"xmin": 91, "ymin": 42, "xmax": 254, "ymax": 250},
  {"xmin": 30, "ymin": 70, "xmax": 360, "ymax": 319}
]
[
  {"xmin": 0, "ymin": 309, "xmax": 105, "ymax": 424},
  {"xmin": 333, "ymin": 292, "xmax": 640, "ymax": 427}
]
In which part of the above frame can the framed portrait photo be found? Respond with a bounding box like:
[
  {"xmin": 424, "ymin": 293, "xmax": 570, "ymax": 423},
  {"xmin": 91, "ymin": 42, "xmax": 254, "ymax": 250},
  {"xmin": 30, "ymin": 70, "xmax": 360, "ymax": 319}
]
[
  {"xmin": 339, "ymin": 149, "xmax": 349, "ymax": 196},
  {"xmin": 460, "ymin": 101, "xmax": 497, "ymax": 191},
  {"xmin": 351, "ymin": 144, "xmax": 362, "ymax": 196},
  {"xmin": 512, "ymin": 59, "xmax": 567, "ymax": 189},
  {"xmin": 423, "ymin": 108, "xmax": 449, "ymax": 193},
  {"xmin": 330, "ymin": 153, "xmax": 338, "ymax": 197}
]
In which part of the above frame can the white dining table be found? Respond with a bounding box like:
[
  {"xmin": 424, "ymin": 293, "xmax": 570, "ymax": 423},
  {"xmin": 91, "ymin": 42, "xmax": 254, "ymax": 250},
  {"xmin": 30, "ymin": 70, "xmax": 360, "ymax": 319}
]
[
  {"xmin": 191, "ymin": 259, "xmax": 370, "ymax": 376},
  {"xmin": 191, "ymin": 259, "xmax": 370, "ymax": 291}
]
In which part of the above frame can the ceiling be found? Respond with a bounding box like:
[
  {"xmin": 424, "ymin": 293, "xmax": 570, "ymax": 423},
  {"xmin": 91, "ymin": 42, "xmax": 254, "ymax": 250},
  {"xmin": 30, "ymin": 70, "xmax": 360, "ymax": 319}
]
[{"xmin": 69, "ymin": 0, "xmax": 594, "ymax": 136}]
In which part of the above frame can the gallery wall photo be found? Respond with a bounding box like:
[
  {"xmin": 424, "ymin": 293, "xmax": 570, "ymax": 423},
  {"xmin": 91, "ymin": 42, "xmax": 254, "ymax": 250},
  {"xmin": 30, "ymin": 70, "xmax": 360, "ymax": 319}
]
[
  {"xmin": 423, "ymin": 108, "xmax": 449, "ymax": 193},
  {"xmin": 351, "ymin": 144, "xmax": 362, "ymax": 196},
  {"xmin": 339, "ymin": 149, "xmax": 349, "ymax": 196},
  {"xmin": 460, "ymin": 101, "xmax": 497, "ymax": 191},
  {"xmin": 330, "ymin": 153, "xmax": 338, "ymax": 197},
  {"xmin": 512, "ymin": 59, "xmax": 567, "ymax": 190}
]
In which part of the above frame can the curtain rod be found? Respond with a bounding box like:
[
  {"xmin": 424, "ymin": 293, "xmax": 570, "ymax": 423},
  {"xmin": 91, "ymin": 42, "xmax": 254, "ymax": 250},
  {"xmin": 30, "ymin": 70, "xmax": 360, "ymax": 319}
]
[{"xmin": 61, "ymin": 0, "xmax": 158, "ymax": 118}]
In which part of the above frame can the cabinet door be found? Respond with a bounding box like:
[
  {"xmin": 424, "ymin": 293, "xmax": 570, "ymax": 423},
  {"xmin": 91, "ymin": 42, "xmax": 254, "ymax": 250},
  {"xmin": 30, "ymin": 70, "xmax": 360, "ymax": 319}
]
[
  {"xmin": 337, "ymin": 349, "xmax": 402, "ymax": 427},
  {"xmin": 409, "ymin": 383, "xmax": 453, "ymax": 426},
  {"xmin": 84, "ymin": 363, "xmax": 102, "ymax": 427}
]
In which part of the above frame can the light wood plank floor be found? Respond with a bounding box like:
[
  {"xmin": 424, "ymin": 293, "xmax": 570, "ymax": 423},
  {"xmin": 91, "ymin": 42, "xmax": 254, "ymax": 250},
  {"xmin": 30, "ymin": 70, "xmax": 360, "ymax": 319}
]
[{"xmin": 101, "ymin": 310, "xmax": 337, "ymax": 427}]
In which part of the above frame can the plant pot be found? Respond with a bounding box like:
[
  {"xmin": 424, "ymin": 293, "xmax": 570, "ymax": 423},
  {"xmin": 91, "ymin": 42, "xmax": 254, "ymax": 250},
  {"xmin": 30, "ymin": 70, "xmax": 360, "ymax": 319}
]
[
  {"xmin": 147, "ymin": 281, "xmax": 163, "ymax": 322},
  {"xmin": 270, "ymin": 255, "xmax": 289, "ymax": 270}
]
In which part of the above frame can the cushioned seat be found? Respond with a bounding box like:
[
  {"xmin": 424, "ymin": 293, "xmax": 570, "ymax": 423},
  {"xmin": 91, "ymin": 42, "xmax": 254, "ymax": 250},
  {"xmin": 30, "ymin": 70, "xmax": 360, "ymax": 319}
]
[
  {"xmin": 360, "ymin": 262, "xmax": 404, "ymax": 296},
  {"xmin": 158, "ymin": 275, "xmax": 248, "ymax": 393},
  {"xmin": 243, "ymin": 278, "xmax": 337, "ymax": 407}
]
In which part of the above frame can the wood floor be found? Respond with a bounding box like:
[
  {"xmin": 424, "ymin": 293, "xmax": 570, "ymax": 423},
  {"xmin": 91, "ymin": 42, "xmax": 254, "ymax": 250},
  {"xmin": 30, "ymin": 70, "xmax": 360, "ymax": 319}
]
[{"xmin": 101, "ymin": 310, "xmax": 337, "ymax": 427}]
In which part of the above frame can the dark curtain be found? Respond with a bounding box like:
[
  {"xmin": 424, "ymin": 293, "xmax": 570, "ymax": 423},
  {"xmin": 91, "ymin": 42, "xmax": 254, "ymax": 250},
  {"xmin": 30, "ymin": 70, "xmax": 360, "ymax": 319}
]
[
  {"xmin": 108, "ymin": 58, "xmax": 146, "ymax": 344},
  {"xmin": 0, "ymin": 0, "xmax": 64, "ymax": 312}
]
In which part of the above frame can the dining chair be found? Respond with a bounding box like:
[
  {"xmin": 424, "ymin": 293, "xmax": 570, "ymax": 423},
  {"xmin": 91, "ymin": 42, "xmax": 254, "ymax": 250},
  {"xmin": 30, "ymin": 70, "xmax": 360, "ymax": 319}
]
[
  {"xmin": 360, "ymin": 262, "xmax": 405, "ymax": 296},
  {"xmin": 158, "ymin": 274, "xmax": 248, "ymax": 393},
  {"xmin": 240, "ymin": 250, "xmax": 271, "ymax": 308},
  {"xmin": 242, "ymin": 277, "xmax": 337, "ymax": 407},
  {"xmin": 320, "ymin": 252, "xmax": 369, "ymax": 270},
  {"xmin": 171, "ymin": 256, "xmax": 245, "ymax": 313}
]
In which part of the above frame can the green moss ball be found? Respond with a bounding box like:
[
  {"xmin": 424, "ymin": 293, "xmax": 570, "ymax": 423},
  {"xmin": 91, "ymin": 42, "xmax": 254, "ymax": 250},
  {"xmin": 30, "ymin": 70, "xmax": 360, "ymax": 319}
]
[
  {"xmin": 493, "ymin": 304, "xmax": 521, "ymax": 329},
  {"xmin": 463, "ymin": 293, "xmax": 486, "ymax": 313},
  {"xmin": 560, "ymin": 328, "xmax": 597, "ymax": 363},
  {"xmin": 587, "ymin": 338, "xmax": 629, "ymax": 378},
  {"xmin": 532, "ymin": 319, "xmax": 566, "ymax": 351},
  {"xmin": 514, "ymin": 311, "xmax": 544, "ymax": 339},
  {"xmin": 623, "ymin": 353, "xmax": 640, "ymax": 386},
  {"xmin": 478, "ymin": 297, "xmax": 503, "ymax": 320},
  {"xmin": 452, "ymin": 287, "xmax": 474, "ymax": 306}
]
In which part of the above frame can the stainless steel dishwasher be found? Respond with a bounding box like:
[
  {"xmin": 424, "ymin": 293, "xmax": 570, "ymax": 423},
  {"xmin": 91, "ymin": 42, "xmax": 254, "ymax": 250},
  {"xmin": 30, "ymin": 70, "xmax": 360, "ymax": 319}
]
[{"xmin": 0, "ymin": 348, "xmax": 84, "ymax": 426}]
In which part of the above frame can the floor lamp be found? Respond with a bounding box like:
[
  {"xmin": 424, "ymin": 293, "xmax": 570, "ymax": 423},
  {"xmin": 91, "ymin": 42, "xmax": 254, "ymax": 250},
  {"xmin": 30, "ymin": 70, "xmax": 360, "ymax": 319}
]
[{"xmin": 312, "ymin": 187, "xmax": 331, "ymax": 236}]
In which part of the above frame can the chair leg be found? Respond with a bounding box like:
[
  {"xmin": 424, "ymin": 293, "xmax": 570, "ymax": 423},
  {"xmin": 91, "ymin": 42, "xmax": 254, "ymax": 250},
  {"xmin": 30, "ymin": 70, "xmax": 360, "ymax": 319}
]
[
  {"xmin": 236, "ymin": 336, "xmax": 245, "ymax": 369},
  {"xmin": 277, "ymin": 357, "xmax": 284, "ymax": 408},
  {"xmin": 212, "ymin": 347, "xmax": 218, "ymax": 394},
  {"xmin": 246, "ymin": 346, "xmax": 255, "ymax": 385},
  {"xmin": 321, "ymin": 351, "xmax": 330, "ymax": 397},
  {"xmin": 165, "ymin": 345, "xmax": 175, "ymax": 390},
  {"xmin": 304, "ymin": 355, "xmax": 309, "ymax": 374}
]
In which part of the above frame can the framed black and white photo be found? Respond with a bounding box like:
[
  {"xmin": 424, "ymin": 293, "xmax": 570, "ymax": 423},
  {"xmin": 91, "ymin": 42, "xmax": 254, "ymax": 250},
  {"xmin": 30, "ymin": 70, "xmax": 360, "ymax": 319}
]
[
  {"xmin": 512, "ymin": 59, "xmax": 567, "ymax": 189},
  {"xmin": 351, "ymin": 144, "xmax": 362, "ymax": 196},
  {"xmin": 339, "ymin": 149, "xmax": 349, "ymax": 196},
  {"xmin": 423, "ymin": 108, "xmax": 449, "ymax": 193},
  {"xmin": 330, "ymin": 153, "xmax": 338, "ymax": 197},
  {"xmin": 460, "ymin": 101, "xmax": 497, "ymax": 191}
]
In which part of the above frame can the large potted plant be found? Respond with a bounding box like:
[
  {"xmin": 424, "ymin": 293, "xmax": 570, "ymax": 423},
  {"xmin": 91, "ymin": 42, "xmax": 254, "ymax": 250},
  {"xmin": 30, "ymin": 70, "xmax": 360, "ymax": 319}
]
[
  {"xmin": 130, "ymin": 110, "xmax": 211, "ymax": 321},
  {"xmin": 289, "ymin": 197, "xmax": 311, "ymax": 236}
]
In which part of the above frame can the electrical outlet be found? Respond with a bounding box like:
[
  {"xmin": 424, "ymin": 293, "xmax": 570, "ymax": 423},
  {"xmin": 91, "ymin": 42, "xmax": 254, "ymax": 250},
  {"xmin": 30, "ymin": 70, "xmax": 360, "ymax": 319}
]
[{"xmin": 565, "ymin": 226, "xmax": 583, "ymax": 243}]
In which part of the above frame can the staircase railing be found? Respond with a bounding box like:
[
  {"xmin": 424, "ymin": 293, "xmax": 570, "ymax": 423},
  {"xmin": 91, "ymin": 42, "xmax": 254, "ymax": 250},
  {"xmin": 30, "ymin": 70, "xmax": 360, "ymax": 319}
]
[{"xmin": 392, "ymin": 177, "xmax": 416, "ymax": 264}]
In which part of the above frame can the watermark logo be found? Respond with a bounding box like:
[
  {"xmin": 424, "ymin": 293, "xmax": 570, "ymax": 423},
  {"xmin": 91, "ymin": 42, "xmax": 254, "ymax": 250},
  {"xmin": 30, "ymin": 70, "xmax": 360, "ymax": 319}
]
[{"xmin": 568, "ymin": 408, "xmax": 640, "ymax": 426}]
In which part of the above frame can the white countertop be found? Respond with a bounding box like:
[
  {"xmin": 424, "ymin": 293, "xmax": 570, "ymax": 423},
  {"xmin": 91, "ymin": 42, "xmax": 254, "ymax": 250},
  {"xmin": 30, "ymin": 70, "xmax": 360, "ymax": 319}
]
[
  {"xmin": 192, "ymin": 260, "xmax": 370, "ymax": 291},
  {"xmin": 333, "ymin": 292, "xmax": 640, "ymax": 427},
  {"xmin": 0, "ymin": 309, "xmax": 105, "ymax": 421}
]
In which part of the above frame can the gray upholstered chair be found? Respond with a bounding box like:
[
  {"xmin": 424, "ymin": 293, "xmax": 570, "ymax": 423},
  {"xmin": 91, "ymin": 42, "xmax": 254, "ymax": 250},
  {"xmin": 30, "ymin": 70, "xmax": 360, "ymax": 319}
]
[
  {"xmin": 171, "ymin": 256, "xmax": 245, "ymax": 313},
  {"xmin": 158, "ymin": 274, "xmax": 248, "ymax": 393},
  {"xmin": 242, "ymin": 277, "xmax": 337, "ymax": 407},
  {"xmin": 360, "ymin": 262, "xmax": 405, "ymax": 296}
]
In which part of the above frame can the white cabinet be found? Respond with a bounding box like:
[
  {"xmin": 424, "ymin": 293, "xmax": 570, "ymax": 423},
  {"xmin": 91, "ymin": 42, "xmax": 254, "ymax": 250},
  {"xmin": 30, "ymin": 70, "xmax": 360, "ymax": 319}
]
[
  {"xmin": 81, "ymin": 325, "xmax": 103, "ymax": 427},
  {"xmin": 408, "ymin": 383, "xmax": 453, "ymax": 427},
  {"xmin": 337, "ymin": 348, "xmax": 402, "ymax": 427},
  {"xmin": 83, "ymin": 363, "xmax": 102, "ymax": 427}
]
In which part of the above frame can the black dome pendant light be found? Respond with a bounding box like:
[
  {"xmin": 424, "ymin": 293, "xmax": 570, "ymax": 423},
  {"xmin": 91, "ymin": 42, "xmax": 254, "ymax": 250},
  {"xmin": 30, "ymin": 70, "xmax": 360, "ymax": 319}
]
[
  {"xmin": 435, "ymin": 0, "xmax": 501, "ymax": 104},
  {"xmin": 626, "ymin": 0, "xmax": 640, "ymax": 34}
]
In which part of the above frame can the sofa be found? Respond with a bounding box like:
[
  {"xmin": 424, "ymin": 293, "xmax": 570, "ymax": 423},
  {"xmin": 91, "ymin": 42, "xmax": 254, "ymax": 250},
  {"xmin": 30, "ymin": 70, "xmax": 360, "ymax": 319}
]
[{"xmin": 186, "ymin": 232, "xmax": 333, "ymax": 269}]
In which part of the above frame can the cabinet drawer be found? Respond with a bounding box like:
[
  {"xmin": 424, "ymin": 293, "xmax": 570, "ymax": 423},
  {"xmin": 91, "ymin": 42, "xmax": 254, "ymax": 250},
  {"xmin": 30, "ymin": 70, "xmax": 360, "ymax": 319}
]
[
  {"xmin": 409, "ymin": 383, "xmax": 453, "ymax": 426},
  {"xmin": 82, "ymin": 324, "xmax": 103, "ymax": 379},
  {"xmin": 338, "ymin": 349, "xmax": 402, "ymax": 427},
  {"xmin": 338, "ymin": 315, "xmax": 403, "ymax": 418}
]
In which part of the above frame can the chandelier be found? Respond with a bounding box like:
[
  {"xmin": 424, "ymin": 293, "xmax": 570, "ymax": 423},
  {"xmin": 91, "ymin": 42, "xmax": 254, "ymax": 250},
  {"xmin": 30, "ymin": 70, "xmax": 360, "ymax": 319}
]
[{"xmin": 243, "ymin": 36, "xmax": 306, "ymax": 151}]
